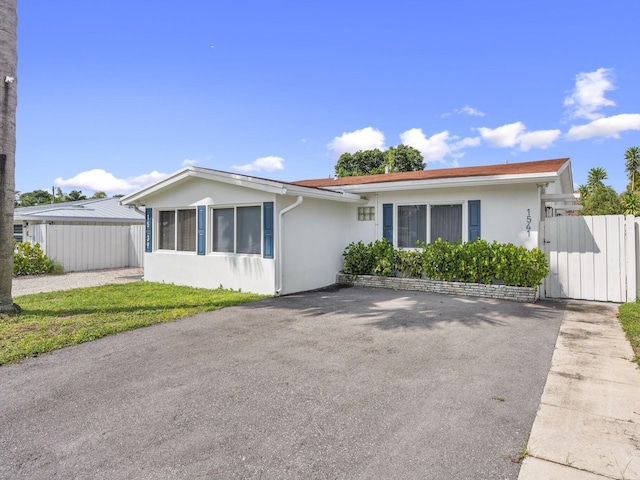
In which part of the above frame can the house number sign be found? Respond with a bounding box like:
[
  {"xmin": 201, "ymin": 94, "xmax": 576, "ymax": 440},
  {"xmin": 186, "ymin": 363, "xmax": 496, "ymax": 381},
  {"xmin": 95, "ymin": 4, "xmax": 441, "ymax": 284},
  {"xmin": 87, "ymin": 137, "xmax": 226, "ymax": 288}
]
[{"xmin": 526, "ymin": 209, "xmax": 532, "ymax": 237}]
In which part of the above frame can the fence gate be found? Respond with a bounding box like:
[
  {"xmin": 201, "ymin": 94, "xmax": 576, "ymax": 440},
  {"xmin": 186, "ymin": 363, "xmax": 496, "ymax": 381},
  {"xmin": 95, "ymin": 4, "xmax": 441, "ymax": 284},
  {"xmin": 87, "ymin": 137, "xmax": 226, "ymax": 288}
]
[{"xmin": 540, "ymin": 215, "xmax": 636, "ymax": 303}]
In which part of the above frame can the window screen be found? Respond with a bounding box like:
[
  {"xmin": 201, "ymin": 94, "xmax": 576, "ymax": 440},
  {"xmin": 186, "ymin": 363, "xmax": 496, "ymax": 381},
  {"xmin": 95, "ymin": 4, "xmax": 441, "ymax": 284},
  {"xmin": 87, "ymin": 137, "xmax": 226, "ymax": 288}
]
[
  {"xmin": 177, "ymin": 209, "xmax": 196, "ymax": 252},
  {"xmin": 212, "ymin": 208, "xmax": 234, "ymax": 253},
  {"xmin": 158, "ymin": 211, "xmax": 175, "ymax": 250},
  {"xmin": 237, "ymin": 206, "xmax": 261, "ymax": 254},
  {"xmin": 430, "ymin": 204, "xmax": 462, "ymax": 244},
  {"xmin": 397, "ymin": 205, "xmax": 427, "ymax": 248}
]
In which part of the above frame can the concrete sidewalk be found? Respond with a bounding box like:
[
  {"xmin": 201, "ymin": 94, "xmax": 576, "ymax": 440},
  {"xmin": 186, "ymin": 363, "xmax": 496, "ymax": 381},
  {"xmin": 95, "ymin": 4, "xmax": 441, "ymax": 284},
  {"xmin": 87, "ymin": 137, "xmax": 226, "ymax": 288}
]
[{"xmin": 519, "ymin": 301, "xmax": 640, "ymax": 480}]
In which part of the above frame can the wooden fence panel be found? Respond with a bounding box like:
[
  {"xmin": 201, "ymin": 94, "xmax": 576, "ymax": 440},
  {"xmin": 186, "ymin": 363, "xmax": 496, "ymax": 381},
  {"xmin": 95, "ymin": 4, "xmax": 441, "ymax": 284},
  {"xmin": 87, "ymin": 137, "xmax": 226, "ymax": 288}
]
[{"xmin": 542, "ymin": 215, "xmax": 635, "ymax": 302}]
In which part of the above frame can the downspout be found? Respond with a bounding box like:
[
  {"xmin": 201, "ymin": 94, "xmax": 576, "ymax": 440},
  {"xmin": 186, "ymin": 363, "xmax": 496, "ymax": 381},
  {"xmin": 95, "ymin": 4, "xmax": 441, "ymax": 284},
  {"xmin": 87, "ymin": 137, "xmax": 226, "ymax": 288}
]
[{"xmin": 275, "ymin": 196, "xmax": 303, "ymax": 295}]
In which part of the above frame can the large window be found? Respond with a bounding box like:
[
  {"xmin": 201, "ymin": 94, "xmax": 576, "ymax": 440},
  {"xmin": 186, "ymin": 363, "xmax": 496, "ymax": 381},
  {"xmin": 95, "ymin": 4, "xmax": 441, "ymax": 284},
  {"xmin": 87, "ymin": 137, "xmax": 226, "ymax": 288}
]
[
  {"xmin": 397, "ymin": 203, "xmax": 463, "ymax": 247},
  {"xmin": 158, "ymin": 208, "xmax": 197, "ymax": 252},
  {"xmin": 398, "ymin": 205, "xmax": 427, "ymax": 248},
  {"xmin": 430, "ymin": 204, "xmax": 462, "ymax": 244},
  {"xmin": 212, "ymin": 205, "xmax": 261, "ymax": 255}
]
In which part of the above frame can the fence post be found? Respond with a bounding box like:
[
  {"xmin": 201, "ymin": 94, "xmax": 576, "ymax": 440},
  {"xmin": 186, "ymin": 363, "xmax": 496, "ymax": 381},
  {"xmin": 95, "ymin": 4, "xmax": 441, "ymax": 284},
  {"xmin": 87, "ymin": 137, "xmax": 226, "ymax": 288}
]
[{"xmin": 626, "ymin": 215, "xmax": 637, "ymax": 302}]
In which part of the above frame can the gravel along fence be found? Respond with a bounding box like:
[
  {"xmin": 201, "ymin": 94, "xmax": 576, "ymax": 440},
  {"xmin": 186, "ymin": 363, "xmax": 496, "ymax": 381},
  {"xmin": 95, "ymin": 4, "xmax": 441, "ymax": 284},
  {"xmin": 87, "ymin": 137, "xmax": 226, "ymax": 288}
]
[{"xmin": 12, "ymin": 268, "xmax": 144, "ymax": 297}]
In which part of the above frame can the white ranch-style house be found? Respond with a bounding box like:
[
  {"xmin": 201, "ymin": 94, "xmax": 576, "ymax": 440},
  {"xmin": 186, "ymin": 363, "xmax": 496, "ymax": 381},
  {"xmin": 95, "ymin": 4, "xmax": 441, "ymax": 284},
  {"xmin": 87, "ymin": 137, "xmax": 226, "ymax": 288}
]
[{"xmin": 120, "ymin": 158, "xmax": 575, "ymax": 296}]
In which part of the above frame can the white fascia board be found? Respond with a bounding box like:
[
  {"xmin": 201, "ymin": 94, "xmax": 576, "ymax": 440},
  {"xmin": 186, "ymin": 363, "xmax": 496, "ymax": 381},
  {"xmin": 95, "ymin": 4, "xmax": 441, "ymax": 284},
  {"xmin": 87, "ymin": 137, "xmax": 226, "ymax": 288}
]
[
  {"xmin": 554, "ymin": 205, "xmax": 583, "ymax": 211},
  {"xmin": 14, "ymin": 215, "xmax": 144, "ymax": 224},
  {"xmin": 322, "ymin": 171, "xmax": 560, "ymax": 194},
  {"xmin": 541, "ymin": 193, "xmax": 579, "ymax": 201},
  {"xmin": 283, "ymin": 184, "xmax": 366, "ymax": 203},
  {"xmin": 121, "ymin": 166, "xmax": 365, "ymax": 206}
]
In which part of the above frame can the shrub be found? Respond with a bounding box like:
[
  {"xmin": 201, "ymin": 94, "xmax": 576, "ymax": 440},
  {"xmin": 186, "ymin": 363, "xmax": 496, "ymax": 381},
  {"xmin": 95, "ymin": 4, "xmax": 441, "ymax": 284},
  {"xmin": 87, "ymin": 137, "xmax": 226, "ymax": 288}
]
[
  {"xmin": 396, "ymin": 249, "xmax": 423, "ymax": 278},
  {"xmin": 13, "ymin": 242, "xmax": 56, "ymax": 276},
  {"xmin": 341, "ymin": 238, "xmax": 549, "ymax": 288},
  {"xmin": 341, "ymin": 241, "xmax": 375, "ymax": 277},
  {"xmin": 370, "ymin": 239, "xmax": 395, "ymax": 277}
]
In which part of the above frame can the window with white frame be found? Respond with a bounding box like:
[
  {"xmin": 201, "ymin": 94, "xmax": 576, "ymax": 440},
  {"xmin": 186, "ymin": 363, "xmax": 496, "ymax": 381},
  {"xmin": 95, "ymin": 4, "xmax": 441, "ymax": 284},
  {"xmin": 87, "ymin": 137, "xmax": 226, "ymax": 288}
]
[
  {"xmin": 158, "ymin": 208, "xmax": 197, "ymax": 252},
  {"xmin": 357, "ymin": 206, "xmax": 375, "ymax": 221},
  {"xmin": 397, "ymin": 203, "xmax": 463, "ymax": 247},
  {"xmin": 212, "ymin": 205, "xmax": 261, "ymax": 254},
  {"xmin": 397, "ymin": 205, "xmax": 427, "ymax": 248}
]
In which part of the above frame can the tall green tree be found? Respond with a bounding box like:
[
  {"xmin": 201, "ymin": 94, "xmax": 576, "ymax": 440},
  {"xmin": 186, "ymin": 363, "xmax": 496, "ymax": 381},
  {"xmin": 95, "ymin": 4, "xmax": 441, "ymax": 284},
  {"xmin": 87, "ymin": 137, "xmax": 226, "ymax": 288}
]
[
  {"xmin": 385, "ymin": 144, "xmax": 425, "ymax": 172},
  {"xmin": 66, "ymin": 190, "xmax": 87, "ymax": 201},
  {"xmin": 335, "ymin": 144, "xmax": 425, "ymax": 177},
  {"xmin": 578, "ymin": 167, "xmax": 623, "ymax": 215},
  {"xmin": 625, "ymin": 146, "xmax": 640, "ymax": 191},
  {"xmin": 335, "ymin": 149, "xmax": 386, "ymax": 177},
  {"xmin": 587, "ymin": 167, "xmax": 607, "ymax": 186},
  {"xmin": 16, "ymin": 189, "xmax": 53, "ymax": 207},
  {"xmin": 0, "ymin": 0, "xmax": 18, "ymax": 313}
]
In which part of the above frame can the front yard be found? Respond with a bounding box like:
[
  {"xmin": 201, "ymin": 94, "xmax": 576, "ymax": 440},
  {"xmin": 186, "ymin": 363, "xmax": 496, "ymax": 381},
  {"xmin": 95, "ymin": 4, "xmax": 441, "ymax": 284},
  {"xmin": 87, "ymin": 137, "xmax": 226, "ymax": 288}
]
[{"xmin": 0, "ymin": 282, "xmax": 266, "ymax": 365}]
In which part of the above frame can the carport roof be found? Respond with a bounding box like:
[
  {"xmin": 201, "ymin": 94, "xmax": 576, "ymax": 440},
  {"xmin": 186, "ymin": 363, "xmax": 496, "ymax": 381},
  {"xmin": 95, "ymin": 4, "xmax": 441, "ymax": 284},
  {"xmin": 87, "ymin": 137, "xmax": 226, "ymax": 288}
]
[{"xmin": 14, "ymin": 197, "xmax": 145, "ymax": 223}]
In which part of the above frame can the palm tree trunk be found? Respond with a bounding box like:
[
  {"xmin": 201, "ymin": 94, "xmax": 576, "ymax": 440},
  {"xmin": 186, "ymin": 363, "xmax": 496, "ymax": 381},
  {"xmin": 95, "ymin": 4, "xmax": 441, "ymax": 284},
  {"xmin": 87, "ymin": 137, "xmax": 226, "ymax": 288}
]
[{"xmin": 0, "ymin": 0, "xmax": 18, "ymax": 313}]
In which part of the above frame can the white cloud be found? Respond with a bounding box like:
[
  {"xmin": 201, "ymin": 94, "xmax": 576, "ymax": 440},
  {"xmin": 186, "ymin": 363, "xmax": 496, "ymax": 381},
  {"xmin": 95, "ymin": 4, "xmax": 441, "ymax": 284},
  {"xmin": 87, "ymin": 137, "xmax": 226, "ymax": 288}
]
[
  {"xmin": 565, "ymin": 113, "xmax": 640, "ymax": 141},
  {"xmin": 442, "ymin": 105, "xmax": 486, "ymax": 118},
  {"xmin": 181, "ymin": 158, "xmax": 198, "ymax": 166},
  {"xmin": 327, "ymin": 127, "xmax": 386, "ymax": 157},
  {"xmin": 400, "ymin": 129, "xmax": 452, "ymax": 162},
  {"xmin": 476, "ymin": 121, "xmax": 561, "ymax": 151},
  {"xmin": 477, "ymin": 122, "xmax": 526, "ymax": 148},
  {"xmin": 231, "ymin": 155, "xmax": 285, "ymax": 173},
  {"xmin": 564, "ymin": 68, "xmax": 616, "ymax": 120},
  {"xmin": 399, "ymin": 128, "xmax": 481, "ymax": 163},
  {"xmin": 55, "ymin": 169, "xmax": 168, "ymax": 194},
  {"xmin": 519, "ymin": 130, "xmax": 563, "ymax": 151}
]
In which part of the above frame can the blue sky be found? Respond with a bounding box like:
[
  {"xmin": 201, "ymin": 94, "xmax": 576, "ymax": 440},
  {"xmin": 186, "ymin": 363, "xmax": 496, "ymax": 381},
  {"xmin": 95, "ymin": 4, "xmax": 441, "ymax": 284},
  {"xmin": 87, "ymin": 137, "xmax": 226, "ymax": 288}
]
[{"xmin": 16, "ymin": 0, "xmax": 640, "ymax": 196}]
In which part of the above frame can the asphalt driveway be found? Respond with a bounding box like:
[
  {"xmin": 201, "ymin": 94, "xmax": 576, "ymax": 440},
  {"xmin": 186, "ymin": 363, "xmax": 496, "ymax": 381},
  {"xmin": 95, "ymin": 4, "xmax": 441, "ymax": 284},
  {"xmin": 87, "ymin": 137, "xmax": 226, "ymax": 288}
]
[{"xmin": 0, "ymin": 286, "xmax": 565, "ymax": 480}]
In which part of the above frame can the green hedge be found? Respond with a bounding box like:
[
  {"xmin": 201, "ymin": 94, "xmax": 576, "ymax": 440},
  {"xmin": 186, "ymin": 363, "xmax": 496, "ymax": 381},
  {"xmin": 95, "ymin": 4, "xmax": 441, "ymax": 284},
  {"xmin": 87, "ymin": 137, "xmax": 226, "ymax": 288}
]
[
  {"xmin": 13, "ymin": 242, "xmax": 58, "ymax": 276},
  {"xmin": 341, "ymin": 238, "xmax": 548, "ymax": 288}
]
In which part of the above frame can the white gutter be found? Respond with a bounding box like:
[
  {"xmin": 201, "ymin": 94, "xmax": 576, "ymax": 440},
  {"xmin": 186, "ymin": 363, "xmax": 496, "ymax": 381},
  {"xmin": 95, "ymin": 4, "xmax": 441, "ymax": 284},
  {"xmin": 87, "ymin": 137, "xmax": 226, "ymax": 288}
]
[{"xmin": 275, "ymin": 196, "xmax": 303, "ymax": 295}]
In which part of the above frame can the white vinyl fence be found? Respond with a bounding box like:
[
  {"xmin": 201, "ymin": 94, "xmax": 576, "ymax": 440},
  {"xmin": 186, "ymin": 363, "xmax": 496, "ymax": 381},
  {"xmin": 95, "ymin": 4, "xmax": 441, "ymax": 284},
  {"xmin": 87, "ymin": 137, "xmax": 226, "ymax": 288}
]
[
  {"xmin": 26, "ymin": 223, "xmax": 144, "ymax": 272},
  {"xmin": 541, "ymin": 215, "xmax": 636, "ymax": 303}
]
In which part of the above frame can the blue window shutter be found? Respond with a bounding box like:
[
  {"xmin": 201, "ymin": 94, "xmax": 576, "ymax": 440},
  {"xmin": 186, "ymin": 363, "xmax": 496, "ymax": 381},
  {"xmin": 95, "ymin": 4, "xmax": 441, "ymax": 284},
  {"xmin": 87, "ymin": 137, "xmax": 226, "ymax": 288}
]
[
  {"xmin": 383, "ymin": 203, "xmax": 393, "ymax": 245},
  {"xmin": 263, "ymin": 201, "xmax": 274, "ymax": 259},
  {"xmin": 145, "ymin": 208, "xmax": 153, "ymax": 252},
  {"xmin": 197, "ymin": 205, "xmax": 206, "ymax": 255},
  {"xmin": 468, "ymin": 200, "xmax": 481, "ymax": 241}
]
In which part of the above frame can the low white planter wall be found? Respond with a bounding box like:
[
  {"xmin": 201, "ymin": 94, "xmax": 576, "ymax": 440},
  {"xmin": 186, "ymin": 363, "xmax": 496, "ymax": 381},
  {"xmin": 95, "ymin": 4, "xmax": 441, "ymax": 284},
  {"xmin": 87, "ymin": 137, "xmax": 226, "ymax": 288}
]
[{"xmin": 335, "ymin": 274, "xmax": 538, "ymax": 303}]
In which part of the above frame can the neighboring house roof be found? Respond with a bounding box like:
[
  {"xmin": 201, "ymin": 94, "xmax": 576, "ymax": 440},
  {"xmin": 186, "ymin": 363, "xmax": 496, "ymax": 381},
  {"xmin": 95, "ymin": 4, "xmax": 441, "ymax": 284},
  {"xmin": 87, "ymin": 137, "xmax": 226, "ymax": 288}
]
[
  {"xmin": 14, "ymin": 197, "xmax": 145, "ymax": 224},
  {"xmin": 293, "ymin": 158, "xmax": 572, "ymax": 192},
  {"xmin": 121, "ymin": 158, "xmax": 574, "ymax": 206}
]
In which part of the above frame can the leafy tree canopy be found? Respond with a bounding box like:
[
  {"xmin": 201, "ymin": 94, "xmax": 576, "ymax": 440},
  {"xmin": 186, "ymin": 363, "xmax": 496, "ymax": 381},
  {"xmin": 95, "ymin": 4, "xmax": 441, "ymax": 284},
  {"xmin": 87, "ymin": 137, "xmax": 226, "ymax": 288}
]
[
  {"xmin": 335, "ymin": 144, "xmax": 425, "ymax": 177},
  {"xmin": 578, "ymin": 167, "xmax": 623, "ymax": 215},
  {"xmin": 15, "ymin": 188, "xmax": 110, "ymax": 207}
]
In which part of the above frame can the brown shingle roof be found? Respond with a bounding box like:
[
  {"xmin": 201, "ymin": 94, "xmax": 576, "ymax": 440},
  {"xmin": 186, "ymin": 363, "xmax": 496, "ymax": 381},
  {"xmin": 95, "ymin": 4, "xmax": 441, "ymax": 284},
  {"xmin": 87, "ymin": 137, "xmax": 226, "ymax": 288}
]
[{"xmin": 292, "ymin": 158, "xmax": 570, "ymax": 188}]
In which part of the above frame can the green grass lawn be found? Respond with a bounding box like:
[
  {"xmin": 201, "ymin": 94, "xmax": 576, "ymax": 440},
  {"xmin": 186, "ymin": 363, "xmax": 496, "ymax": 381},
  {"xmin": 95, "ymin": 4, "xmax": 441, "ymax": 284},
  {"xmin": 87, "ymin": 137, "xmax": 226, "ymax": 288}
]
[
  {"xmin": 0, "ymin": 282, "xmax": 268, "ymax": 366},
  {"xmin": 619, "ymin": 301, "xmax": 640, "ymax": 365}
]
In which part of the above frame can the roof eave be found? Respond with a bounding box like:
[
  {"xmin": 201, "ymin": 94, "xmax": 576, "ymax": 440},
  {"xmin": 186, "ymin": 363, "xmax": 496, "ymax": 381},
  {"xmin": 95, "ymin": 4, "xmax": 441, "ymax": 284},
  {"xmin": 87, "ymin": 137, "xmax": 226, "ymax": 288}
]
[
  {"xmin": 121, "ymin": 166, "xmax": 366, "ymax": 205},
  {"xmin": 321, "ymin": 171, "xmax": 562, "ymax": 193},
  {"xmin": 14, "ymin": 215, "xmax": 144, "ymax": 224}
]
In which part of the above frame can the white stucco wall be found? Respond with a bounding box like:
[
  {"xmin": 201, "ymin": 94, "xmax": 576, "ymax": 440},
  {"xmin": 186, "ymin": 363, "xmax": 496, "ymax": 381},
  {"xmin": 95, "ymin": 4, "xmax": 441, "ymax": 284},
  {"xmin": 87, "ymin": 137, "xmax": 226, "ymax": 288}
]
[
  {"xmin": 144, "ymin": 252, "xmax": 276, "ymax": 294},
  {"xmin": 278, "ymin": 197, "xmax": 353, "ymax": 295},
  {"xmin": 363, "ymin": 182, "xmax": 542, "ymax": 249},
  {"xmin": 142, "ymin": 177, "xmax": 278, "ymax": 295}
]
